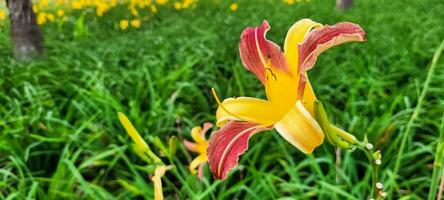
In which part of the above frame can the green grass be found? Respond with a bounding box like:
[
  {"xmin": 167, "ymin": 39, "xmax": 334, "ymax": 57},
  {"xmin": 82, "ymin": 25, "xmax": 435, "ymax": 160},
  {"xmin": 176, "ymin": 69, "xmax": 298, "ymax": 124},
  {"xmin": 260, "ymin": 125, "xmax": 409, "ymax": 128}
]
[{"xmin": 1, "ymin": 0, "xmax": 444, "ymax": 199}]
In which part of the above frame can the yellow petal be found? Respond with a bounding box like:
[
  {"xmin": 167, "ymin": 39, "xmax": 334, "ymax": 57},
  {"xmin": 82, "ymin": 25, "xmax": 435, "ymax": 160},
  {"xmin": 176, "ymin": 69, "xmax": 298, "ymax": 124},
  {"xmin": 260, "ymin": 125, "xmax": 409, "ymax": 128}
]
[
  {"xmin": 274, "ymin": 101, "xmax": 324, "ymax": 154},
  {"xmin": 284, "ymin": 19, "xmax": 322, "ymax": 74},
  {"xmin": 189, "ymin": 154, "xmax": 207, "ymax": 174},
  {"xmin": 300, "ymin": 76, "xmax": 317, "ymax": 115},
  {"xmin": 215, "ymin": 97, "xmax": 286, "ymax": 127},
  {"xmin": 191, "ymin": 126, "xmax": 205, "ymax": 144},
  {"xmin": 118, "ymin": 112, "xmax": 150, "ymax": 152},
  {"xmin": 264, "ymin": 69, "xmax": 299, "ymax": 113}
]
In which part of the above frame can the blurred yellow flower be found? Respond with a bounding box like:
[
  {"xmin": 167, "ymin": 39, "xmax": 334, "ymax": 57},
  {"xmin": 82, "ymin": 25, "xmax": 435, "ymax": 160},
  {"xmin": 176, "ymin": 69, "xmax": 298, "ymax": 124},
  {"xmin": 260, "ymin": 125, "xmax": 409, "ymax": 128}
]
[
  {"xmin": 33, "ymin": 5, "xmax": 39, "ymax": 13},
  {"xmin": 56, "ymin": 0, "xmax": 65, "ymax": 6},
  {"xmin": 130, "ymin": 7, "xmax": 139, "ymax": 16},
  {"xmin": 110, "ymin": 0, "xmax": 117, "ymax": 7},
  {"xmin": 39, "ymin": 0, "xmax": 49, "ymax": 8},
  {"xmin": 96, "ymin": 3, "xmax": 109, "ymax": 17},
  {"xmin": 283, "ymin": 0, "xmax": 296, "ymax": 4},
  {"xmin": 156, "ymin": 0, "xmax": 168, "ymax": 5},
  {"xmin": 120, "ymin": 19, "xmax": 129, "ymax": 30},
  {"xmin": 182, "ymin": 0, "xmax": 194, "ymax": 8},
  {"xmin": 57, "ymin": 9, "xmax": 65, "ymax": 17},
  {"xmin": 47, "ymin": 13, "xmax": 55, "ymax": 22},
  {"xmin": 37, "ymin": 12, "xmax": 47, "ymax": 25},
  {"xmin": 72, "ymin": 1, "xmax": 83, "ymax": 9},
  {"xmin": 151, "ymin": 5, "xmax": 158, "ymax": 13},
  {"xmin": 174, "ymin": 2, "xmax": 182, "ymax": 10},
  {"xmin": 0, "ymin": 11, "xmax": 6, "ymax": 21},
  {"xmin": 131, "ymin": 19, "xmax": 141, "ymax": 28},
  {"xmin": 229, "ymin": 3, "xmax": 238, "ymax": 11}
]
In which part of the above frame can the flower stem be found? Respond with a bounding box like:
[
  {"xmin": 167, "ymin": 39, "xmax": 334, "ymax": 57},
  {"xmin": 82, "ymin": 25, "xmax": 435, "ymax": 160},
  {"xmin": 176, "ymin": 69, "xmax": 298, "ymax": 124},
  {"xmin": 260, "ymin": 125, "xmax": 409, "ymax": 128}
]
[{"xmin": 357, "ymin": 141, "xmax": 383, "ymax": 199}]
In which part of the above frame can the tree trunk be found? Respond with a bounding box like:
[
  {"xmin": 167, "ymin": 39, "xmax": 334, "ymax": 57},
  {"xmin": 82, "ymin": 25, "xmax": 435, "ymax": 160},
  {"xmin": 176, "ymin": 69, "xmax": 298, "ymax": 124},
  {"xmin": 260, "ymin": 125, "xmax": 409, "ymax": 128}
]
[
  {"xmin": 6, "ymin": 0, "xmax": 43, "ymax": 60},
  {"xmin": 336, "ymin": 0, "xmax": 353, "ymax": 10}
]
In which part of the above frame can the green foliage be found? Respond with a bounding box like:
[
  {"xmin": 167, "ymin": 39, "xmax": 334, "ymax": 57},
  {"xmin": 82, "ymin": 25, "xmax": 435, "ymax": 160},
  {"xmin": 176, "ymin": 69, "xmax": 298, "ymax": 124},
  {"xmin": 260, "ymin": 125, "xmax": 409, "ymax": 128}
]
[{"xmin": 0, "ymin": 0, "xmax": 444, "ymax": 199}]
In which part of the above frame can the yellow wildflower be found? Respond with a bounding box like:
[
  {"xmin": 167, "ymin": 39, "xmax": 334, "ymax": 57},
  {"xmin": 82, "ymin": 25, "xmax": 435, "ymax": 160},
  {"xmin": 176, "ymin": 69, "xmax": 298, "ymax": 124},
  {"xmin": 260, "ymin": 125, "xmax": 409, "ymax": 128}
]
[
  {"xmin": 229, "ymin": 3, "xmax": 238, "ymax": 11},
  {"xmin": 174, "ymin": 2, "xmax": 182, "ymax": 10},
  {"xmin": 37, "ymin": 12, "xmax": 47, "ymax": 25},
  {"xmin": 156, "ymin": 0, "xmax": 168, "ymax": 5},
  {"xmin": 72, "ymin": 1, "xmax": 83, "ymax": 9},
  {"xmin": 283, "ymin": 0, "xmax": 296, "ymax": 5},
  {"xmin": 39, "ymin": 0, "xmax": 49, "ymax": 8},
  {"xmin": 150, "ymin": 5, "xmax": 158, "ymax": 13},
  {"xmin": 183, "ymin": 123, "xmax": 212, "ymax": 178},
  {"xmin": 96, "ymin": 2, "xmax": 109, "ymax": 17},
  {"xmin": 110, "ymin": 0, "xmax": 117, "ymax": 7},
  {"xmin": 130, "ymin": 19, "xmax": 141, "ymax": 28},
  {"xmin": 57, "ymin": 9, "xmax": 65, "ymax": 17},
  {"xmin": 33, "ymin": 5, "xmax": 39, "ymax": 13},
  {"xmin": 182, "ymin": 0, "xmax": 194, "ymax": 8},
  {"xmin": 130, "ymin": 7, "xmax": 139, "ymax": 16},
  {"xmin": 47, "ymin": 13, "xmax": 55, "ymax": 22},
  {"xmin": 120, "ymin": 20, "xmax": 129, "ymax": 30},
  {"xmin": 0, "ymin": 11, "xmax": 6, "ymax": 21}
]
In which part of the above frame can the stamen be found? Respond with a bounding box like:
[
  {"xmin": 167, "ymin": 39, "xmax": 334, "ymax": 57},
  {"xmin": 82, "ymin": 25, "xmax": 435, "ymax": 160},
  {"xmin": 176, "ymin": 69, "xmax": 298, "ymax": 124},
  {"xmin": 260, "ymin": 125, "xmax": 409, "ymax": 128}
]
[
  {"xmin": 265, "ymin": 68, "xmax": 277, "ymax": 81},
  {"xmin": 211, "ymin": 88, "xmax": 249, "ymax": 123},
  {"xmin": 265, "ymin": 55, "xmax": 277, "ymax": 81}
]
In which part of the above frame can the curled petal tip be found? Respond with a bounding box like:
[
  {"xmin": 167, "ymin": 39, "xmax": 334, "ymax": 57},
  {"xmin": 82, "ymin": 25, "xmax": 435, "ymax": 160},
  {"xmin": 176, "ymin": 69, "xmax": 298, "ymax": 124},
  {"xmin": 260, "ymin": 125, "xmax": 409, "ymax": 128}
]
[{"xmin": 298, "ymin": 21, "xmax": 366, "ymax": 73}]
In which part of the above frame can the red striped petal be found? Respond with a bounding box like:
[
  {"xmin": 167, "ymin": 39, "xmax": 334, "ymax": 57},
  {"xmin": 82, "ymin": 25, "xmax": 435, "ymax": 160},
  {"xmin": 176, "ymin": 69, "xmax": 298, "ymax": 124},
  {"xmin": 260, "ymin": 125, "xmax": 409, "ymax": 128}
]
[
  {"xmin": 207, "ymin": 121, "xmax": 269, "ymax": 180},
  {"xmin": 297, "ymin": 22, "xmax": 365, "ymax": 98},
  {"xmin": 298, "ymin": 22, "xmax": 366, "ymax": 73},
  {"xmin": 240, "ymin": 20, "xmax": 290, "ymax": 84}
]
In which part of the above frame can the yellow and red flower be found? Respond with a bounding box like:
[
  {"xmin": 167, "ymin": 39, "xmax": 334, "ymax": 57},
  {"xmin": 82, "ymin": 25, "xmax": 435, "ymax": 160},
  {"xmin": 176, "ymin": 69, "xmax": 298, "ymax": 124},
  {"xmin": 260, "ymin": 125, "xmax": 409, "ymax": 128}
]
[
  {"xmin": 183, "ymin": 122, "xmax": 213, "ymax": 178},
  {"xmin": 207, "ymin": 19, "xmax": 365, "ymax": 179}
]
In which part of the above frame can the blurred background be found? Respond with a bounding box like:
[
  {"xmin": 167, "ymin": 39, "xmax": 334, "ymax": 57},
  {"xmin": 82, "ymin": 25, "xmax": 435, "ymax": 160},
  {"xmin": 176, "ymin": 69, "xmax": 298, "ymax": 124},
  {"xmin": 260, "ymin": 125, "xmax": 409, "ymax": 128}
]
[{"xmin": 0, "ymin": 0, "xmax": 443, "ymax": 199}]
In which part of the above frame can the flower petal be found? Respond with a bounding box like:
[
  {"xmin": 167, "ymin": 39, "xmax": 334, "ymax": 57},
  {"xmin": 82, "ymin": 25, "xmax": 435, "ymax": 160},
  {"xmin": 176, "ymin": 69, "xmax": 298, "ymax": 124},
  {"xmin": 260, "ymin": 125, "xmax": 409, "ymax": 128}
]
[
  {"xmin": 191, "ymin": 122, "xmax": 212, "ymax": 144},
  {"xmin": 197, "ymin": 163, "xmax": 205, "ymax": 179},
  {"xmin": 298, "ymin": 22, "xmax": 366, "ymax": 73},
  {"xmin": 183, "ymin": 140, "xmax": 198, "ymax": 152},
  {"xmin": 216, "ymin": 97, "xmax": 286, "ymax": 127},
  {"xmin": 297, "ymin": 22, "xmax": 365, "ymax": 101},
  {"xmin": 207, "ymin": 121, "xmax": 269, "ymax": 180},
  {"xmin": 189, "ymin": 154, "xmax": 207, "ymax": 174},
  {"xmin": 274, "ymin": 101, "xmax": 324, "ymax": 154},
  {"xmin": 240, "ymin": 20, "xmax": 290, "ymax": 84},
  {"xmin": 264, "ymin": 68, "xmax": 299, "ymax": 111},
  {"xmin": 284, "ymin": 18, "xmax": 322, "ymax": 74},
  {"xmin": 300, "ymin": 77, "xmax": 317, "ymax": 115}
]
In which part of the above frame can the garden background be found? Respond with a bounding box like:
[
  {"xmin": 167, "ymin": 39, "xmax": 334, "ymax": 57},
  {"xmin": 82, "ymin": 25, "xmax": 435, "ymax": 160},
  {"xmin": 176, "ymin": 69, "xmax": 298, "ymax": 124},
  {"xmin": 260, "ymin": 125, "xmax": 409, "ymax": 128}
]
[{"xmin": 0, "ymin": 0, "xmax": 444, "ymax": 199}]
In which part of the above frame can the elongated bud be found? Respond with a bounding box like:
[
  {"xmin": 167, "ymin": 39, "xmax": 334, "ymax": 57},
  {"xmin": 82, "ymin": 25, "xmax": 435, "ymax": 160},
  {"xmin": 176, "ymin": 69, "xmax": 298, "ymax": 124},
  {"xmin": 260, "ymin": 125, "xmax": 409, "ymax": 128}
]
[{"xmin": 168, "ymin": 136, "xmax": 177, "ymax": 159}]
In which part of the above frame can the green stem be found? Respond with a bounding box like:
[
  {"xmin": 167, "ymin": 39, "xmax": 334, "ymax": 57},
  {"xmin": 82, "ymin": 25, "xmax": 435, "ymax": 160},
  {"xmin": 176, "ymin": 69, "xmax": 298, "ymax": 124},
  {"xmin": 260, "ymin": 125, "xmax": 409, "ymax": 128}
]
[
  {"xmin": 391, "ymin": 38, "xmax": 444, "ymax": 198},
  {"xmin": 359, "ymin": 144, "xmax": 380, "ymax": 199},
  {"xmin": 428, "ymin": 114, "xmax": 444, "ymax": 200}
]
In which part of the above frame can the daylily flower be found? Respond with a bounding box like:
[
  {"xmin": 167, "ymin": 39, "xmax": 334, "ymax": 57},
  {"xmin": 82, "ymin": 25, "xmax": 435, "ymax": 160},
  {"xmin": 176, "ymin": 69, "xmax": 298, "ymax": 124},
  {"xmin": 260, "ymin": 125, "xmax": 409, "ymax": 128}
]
[
  {"xmin": 183, "ymin": 122, "xmax": 213, "ymax": 179},
  {"xmin": 207, "ymin": 19, "xmax": 365, "ymax": 179}
]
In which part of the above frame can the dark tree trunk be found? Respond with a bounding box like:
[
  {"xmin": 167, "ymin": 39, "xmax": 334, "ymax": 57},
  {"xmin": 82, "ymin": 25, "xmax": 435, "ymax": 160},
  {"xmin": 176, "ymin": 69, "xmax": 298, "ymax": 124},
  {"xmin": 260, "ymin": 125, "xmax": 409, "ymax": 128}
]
[
  {"xmin": 336, "ymin": 0, "xmax": 353, "ymax": 10},
  {"xmin": 6, "ymin": 0, "xmax": 43, "ymax": 60}
]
